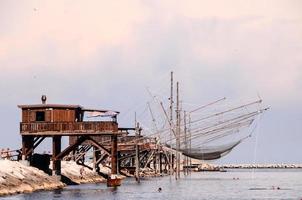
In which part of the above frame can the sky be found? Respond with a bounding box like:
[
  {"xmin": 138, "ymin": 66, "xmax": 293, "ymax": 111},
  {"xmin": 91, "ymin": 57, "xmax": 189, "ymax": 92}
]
[{"xmin": 0, "ymin": 0, "xmax": 301, "ymax": 164}]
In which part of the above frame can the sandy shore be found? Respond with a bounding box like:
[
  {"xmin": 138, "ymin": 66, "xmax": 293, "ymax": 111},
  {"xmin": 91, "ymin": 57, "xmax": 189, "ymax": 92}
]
[{"xmin": 0, "ymin": 160, "xmax": 107, "ymax": 197}]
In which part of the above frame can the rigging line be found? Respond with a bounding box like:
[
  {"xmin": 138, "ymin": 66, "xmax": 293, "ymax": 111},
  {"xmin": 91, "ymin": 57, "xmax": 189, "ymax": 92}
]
[
  {"xmin": 123, "ymin": 108, "xmax": 267, "ymax": 145},
  {"xmin": 192, "ymin": 117, "xmax": 254, "ymax": 138},
  {"xmin": 184, "ymin": 130, "xmax": 241, "ymax": 150},
  {"xmin": 169, "ymin": 117, "xmax": 253, "ymax": 147},
  {"xmin": 190, "ymin": 99, "xmax": 262, "ymax": 124},
  {"xmin": 150, "ymin": 105, "xmax": 263, "ymax": 137},
  {"xmin": 183, "ymin": 126, "xmax": 237, "ymax": 146},
  {"xmin": 186, "ymin": 119, "xmax": 254, "ymax": 144},
  {"xmin": 129, "ymin": 126, "xmax": 171, "ymax": 143},
  {"xmin": 182, "ymin": 105, "xmax": 268, "ymax": 130},
  {"xmin": 119, "ymin": 111, "xmax": 256, "ymax": 146},
  {"xmin": 142, "ymin": 97, "xmax": 250, "ymax": 134},
  {"xmin": 159, "ymin": 101, "xmax": 177, "ymax": 137},
  {"xmin": 199, "ymin": 122, "xmax": 253, "ymax": 145},
  {"xmin": 188, "ymin": 109, "xmax": 264, "ymax": 136},
  {"xmin": 167, "ymin": 116, "xmax": 254, "ymax": 146},
  {"xmin": 188, "ymin": 109, "xmax": 261, "ymax": 133},
  {"xmin": 166, "ymin": 117, "xmax": 255, "ymax": 144},
  {"xmin": 147, "ymin": 102, "xmax": 158, "ymax": 130},
  {"xmin": 146, "ymin": 87, "xmax": 170, "ymax": 126},
  {"xmin": 188, "ymin": 97, "xmax": 227, "ymax": 114}
]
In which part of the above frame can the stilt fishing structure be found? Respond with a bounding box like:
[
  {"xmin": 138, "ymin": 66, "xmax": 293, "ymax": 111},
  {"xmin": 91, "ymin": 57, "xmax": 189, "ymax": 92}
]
[
  {"xmin": 16, "ymin": 95, "xmax": 174, "ymax": 186},
  {"xmin": 15, "ymin": 71, "xmax": 268, "ymax": 187},
  {"xmin": 18, "ymin": 95, "xmax": 135, "ymax": 186}
]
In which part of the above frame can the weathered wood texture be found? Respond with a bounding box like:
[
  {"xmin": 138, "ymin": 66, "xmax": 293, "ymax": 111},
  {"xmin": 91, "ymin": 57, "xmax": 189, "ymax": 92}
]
[
  {"xmin": 20, "ymin": 121, "xmax": 118, "ymax": 135},
  {"xmin": 69, "ymin": 135, "xmax": 143, "ymax": 145},
  {"xmin": 21, "ymin": 109, "xmax": 76, "ymax": 123}
]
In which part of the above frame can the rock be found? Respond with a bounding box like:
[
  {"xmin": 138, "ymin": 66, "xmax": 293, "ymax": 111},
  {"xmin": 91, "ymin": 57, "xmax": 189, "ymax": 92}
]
[{"xmin": 0, "ymin": 160, "xmax": 64, "ymax": 197}]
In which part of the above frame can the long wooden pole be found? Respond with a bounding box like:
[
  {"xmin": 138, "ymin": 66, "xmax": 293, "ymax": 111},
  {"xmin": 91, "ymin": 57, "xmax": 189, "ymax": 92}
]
[
  {"xmin": 176, "ymin": 81, "xmax": 180, "ymax": 179},
  {"xmin": 184, "ymin": 111, "xmax": 188, "ymax": 176},
  {"xmin": 135, "ymin": 113, "xmax": 140, "ymax": 182},
  {"xmin": 170, "ymin": 71, "xmax": 174, "ymax": 176}
]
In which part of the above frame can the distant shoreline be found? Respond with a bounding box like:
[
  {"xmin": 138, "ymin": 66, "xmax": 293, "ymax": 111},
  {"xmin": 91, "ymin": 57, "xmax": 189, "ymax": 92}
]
[
  {"xmin": 190, "ymin": 162, "xmax": 302, "ymax": 172},
  {"xmin": 218, "ymin": 164, "xmax": 302, "ymax": 169}
]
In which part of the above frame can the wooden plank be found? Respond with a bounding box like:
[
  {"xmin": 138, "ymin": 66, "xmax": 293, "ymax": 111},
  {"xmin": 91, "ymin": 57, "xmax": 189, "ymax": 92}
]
[
  {"xmin": 45, "ymin": 110, "xmax": 51, "ymax": 122},
  {"xmin": 22, "ymin": 110, "xmax": 29, "ymax": 123},
  {"xmin": 20, "ymin": 131, "xmax": 119, "ymax": 136}
]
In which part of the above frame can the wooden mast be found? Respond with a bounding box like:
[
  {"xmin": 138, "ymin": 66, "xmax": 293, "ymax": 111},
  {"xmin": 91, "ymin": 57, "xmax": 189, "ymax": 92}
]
[
  {"xmin": 176, "ymin": 81, "xmax": 180, "ymax": 179},
  {"xmin": 135, "ymin": 112, "xmax": 140, "ymax": 183},
  {"xmin": 170, "ymin": 71, "xmax": 174, "ymax": 176},
  {"xmin": 184, "ymin": 110, "xmax": 188, "ymax": 176}
]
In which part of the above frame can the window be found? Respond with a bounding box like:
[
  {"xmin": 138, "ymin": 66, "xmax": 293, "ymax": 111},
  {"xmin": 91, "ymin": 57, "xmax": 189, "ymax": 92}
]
[{"xmin": 36, "ymin": 111, "xmax": 45, "ymax": 121}]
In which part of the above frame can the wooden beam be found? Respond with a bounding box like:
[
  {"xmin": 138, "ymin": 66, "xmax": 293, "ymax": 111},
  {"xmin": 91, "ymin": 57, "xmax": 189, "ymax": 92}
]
[
  {"xmin": 55, "ymin": 136, "xmax": 88, "ymax": 160},
  {"xmin": 25, "ymin": 136, "xmax": 46, "ymax": 156},
  {"xmin": 87, "ymin": 136, "xmax": 111, "ymax": 155}
]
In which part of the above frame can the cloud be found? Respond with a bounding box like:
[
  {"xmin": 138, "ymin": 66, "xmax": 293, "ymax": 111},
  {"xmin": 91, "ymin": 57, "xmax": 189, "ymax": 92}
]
[
  {"xmin": 0, "ymin": 0, "xmax": 302, "ymax": 162},
  {"xmin": 1, "ymin": 0, "xmax": 301, "ymax": 105},
  {"xmin": 0, "ymin": 0, "xmax": 147, "ymax": 71}
]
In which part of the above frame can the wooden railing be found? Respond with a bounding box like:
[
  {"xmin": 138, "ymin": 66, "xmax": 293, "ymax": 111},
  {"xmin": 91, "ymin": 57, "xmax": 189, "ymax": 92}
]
[{"xmin": 20, "ymin": 121, "xmax": 118, "ymax": 135}]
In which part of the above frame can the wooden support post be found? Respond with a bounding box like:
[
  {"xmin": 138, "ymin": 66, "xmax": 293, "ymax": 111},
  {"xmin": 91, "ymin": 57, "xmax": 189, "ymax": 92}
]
[
  {"xmin": 153, "ymin": 153, "xmax": 157, "ymax": 173},
  {"xmin": 189, "ymin": 114, "xmax": 192, "ymax": 175},
  {"xmin": 52, "ymin": 136, "xmax": 61, "ymax": 177},
  {"xmin": 135, "ymin": 122, "xmax": 140, "ymax": 183},
  {"xmin": 93, "ymin": 146, "xmax": 101, "ymax": 172},
  {"xmin": 184, "ymin": 111, "xmax": 188, "ymax": 176},
  {"xmin": 171, "ymin": 152, "xmax": 175, "ymax": 173},
  {"xmin": 111, "ymin": 134, "xmax": 118, "ymax": 175},
  {"xmin": 21, "ymin": 136, "xmax": 34, "ymax": 161},
  {"xmin": 159, "ymin": 152, "xmax": 163, "ymax": 174}
]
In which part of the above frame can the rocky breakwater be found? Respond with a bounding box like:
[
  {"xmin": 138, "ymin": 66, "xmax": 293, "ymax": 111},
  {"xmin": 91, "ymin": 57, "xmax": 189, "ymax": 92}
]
[{"xmin": 0, "ymin": 160, "xmax": 64, "ymax": 196}]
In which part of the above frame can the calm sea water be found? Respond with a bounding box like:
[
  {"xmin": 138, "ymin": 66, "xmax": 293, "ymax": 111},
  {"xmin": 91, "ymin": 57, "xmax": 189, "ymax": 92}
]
[{"xmin": 2, "ymin": 169, "xmax": 302, "ymax": 200}]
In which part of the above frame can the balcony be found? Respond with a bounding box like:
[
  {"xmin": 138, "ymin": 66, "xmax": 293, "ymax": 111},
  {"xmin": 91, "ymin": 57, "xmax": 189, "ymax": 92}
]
[{"xmin": 20, "ymin": 121, "xmax": 118, "ymax": 136}]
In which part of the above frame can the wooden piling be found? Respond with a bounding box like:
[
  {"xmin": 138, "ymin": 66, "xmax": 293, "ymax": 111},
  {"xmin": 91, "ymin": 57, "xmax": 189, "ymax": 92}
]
[
  {"xmin": 111, "ymin": 134, "xmax": 118, "ymax": 175},
  {"xmin": 52, "ymin": 136, "xmax": 61, "ymax": 176},
  {"xmin": 135, "ymin": 122, "xmax": 140, "ymax": 182},
  {"xmin": 159, "ymin": 152, "xmax": 163, "ymax": 173},
  {"xmin": 21, "ymin": 135, "xmax": 34, "ymax": 161}
]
